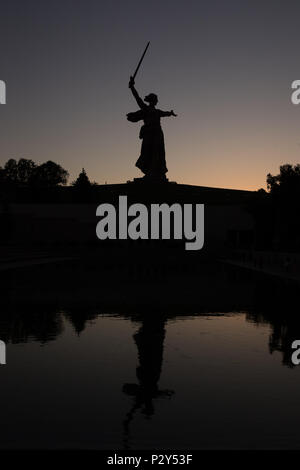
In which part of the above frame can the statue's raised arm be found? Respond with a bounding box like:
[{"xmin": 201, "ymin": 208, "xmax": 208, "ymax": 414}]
[{"xmin": 129, "ymin": 77, "xmax": 146, "ymax": 110}]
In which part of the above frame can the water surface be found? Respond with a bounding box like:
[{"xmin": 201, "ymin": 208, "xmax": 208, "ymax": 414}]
[{"xmin": 0, "ymin": 261, "xmax": 299, "ymax": 449}]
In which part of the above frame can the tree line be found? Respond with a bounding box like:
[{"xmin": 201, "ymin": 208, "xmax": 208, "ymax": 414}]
[
  {"xmin": 0, "ymin": 158, "xmax": 95, "ymax": 189},
  {"xmin": 249, "ymin": 163, "xmax": 300, "ymax": 252}
]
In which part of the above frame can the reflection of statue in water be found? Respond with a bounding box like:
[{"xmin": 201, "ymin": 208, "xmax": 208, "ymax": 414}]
[
  {"xmin": 122, "ymin": 317, "xmax": 174, "ymax": 448},
  {"xmin": 127, "ymin": 76, "xmax": 177, "ymax": 180}
]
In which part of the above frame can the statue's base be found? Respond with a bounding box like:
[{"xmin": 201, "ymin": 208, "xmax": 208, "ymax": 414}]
[{"xmin": 127, "ymin": 175, "xmax": 177, "ymax": 185}]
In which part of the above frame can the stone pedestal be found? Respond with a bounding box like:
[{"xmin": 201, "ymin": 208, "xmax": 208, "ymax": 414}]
[{"xmin": 127, "ymin": 175, "xmax": 174, "ymax": 184}]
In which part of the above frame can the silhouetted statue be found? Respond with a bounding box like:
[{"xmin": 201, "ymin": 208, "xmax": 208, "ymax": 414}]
[{"xmin": 127, "ymin": 76, "xmax": 177, "ymax": 180}]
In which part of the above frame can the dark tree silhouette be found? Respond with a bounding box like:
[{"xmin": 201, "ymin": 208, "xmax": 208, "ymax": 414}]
[
  {"xmin": 3, "ymin": 157, "xmax": 37, "ymax": 184},
  {"xmin": 3, "ymin": 159, "xmax": 18, "ymax": 182},
  {"xmin": 72, "ymin": 168, "xmax": 91, "ymax": 189},
  {"xmin": 17, "ymin": 158, "xmax": 37, "ymax": 184},
  {"xmin": 0, "ymin": 158, "xmax": 68, "ymax": 188},
  {"xmin": 0, "ymin": 166, "xmax": 5, "ymax": 183},
  {"xmin": 71, "ymin": 168, "xmax": 95, "ymax": 201},
  {"xmin": 267, "ymin": 163, "xmax": 300, "ymax": 198},
  {"xmin": 266, "ymin": 163, "xmax": 300, "ymax": 250},
  {"xmin": 29, "ymin": 160, "xmax": 69, "ymax": 188}
]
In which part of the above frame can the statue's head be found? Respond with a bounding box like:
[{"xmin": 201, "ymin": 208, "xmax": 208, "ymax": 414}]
[{"xmin": 144, "ymin": 93, "xmax": 158, "ymax": 106}]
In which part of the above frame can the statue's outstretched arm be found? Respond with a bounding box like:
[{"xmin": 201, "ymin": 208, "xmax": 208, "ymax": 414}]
[
  {"xmin": 160, "ymin": 110, "xmax": 177, "ymax": 117},
  {"xmin": 129, "ymin": 76, "xmax": 146, "ymax": 110}
]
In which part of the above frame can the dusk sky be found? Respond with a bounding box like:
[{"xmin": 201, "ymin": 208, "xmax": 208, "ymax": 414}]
[{"xmin": 1, "ymin": 0, "xmax": 300, "ymax": 190}]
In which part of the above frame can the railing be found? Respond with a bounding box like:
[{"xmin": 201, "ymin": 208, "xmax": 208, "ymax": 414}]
[{"xmin": 225, "ymin": 249, "xmax": 300, "ymax": 278}]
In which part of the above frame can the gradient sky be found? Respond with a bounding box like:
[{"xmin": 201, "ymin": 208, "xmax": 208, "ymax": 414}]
[{"xmin": 1, "ymin": 0, "xmax": 300, "ymax": 190}]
